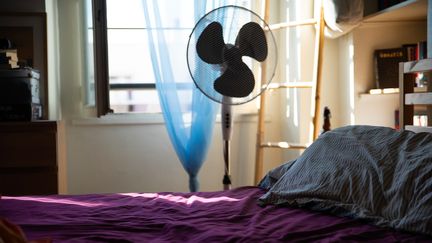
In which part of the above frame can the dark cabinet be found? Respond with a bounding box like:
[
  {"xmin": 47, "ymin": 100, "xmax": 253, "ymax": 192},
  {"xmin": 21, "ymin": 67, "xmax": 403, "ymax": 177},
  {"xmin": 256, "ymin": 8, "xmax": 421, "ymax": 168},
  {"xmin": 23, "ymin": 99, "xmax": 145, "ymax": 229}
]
[{"xmin": 0, "ymin": 121, "xmax": 58, "ymax": 195}]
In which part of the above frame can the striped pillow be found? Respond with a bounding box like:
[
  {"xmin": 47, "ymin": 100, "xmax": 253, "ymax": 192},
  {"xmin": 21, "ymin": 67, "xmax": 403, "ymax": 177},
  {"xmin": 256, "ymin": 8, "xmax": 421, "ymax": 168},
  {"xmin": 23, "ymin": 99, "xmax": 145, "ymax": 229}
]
[{"xmin": 258, "ymin": 125, "xmax": 432, "ymax": 236}]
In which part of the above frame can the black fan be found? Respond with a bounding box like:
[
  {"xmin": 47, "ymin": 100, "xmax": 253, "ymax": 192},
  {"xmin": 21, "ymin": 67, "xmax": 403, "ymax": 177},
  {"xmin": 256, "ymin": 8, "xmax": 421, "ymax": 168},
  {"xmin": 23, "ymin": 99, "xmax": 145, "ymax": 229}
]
[
  {"xmin": 187, "ymin": 5, "xmax": 277, "ymax": 189},
  {"xmin": 196, "ymin": 21, "xmax": 268, "ymax": 98}
]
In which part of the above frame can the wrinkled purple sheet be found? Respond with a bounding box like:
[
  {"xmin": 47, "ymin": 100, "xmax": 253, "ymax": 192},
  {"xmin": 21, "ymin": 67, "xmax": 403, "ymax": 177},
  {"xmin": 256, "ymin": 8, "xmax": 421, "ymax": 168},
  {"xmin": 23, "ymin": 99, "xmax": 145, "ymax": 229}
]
[{"xmin": 1, "ymin": 186, "xmax": 431, "ymax": 242}]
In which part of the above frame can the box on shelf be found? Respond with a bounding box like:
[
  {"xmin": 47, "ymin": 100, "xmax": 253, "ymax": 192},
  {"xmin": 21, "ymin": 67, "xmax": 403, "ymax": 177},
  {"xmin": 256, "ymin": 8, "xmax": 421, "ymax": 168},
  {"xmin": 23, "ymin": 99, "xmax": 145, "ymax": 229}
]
[
  {"xmin": 0, "ymin": 103, "xmax": 42, "ymax": 121},
  {"xmin": 0, "ymin": 68, "xmax": 42, "ymax": 121}
]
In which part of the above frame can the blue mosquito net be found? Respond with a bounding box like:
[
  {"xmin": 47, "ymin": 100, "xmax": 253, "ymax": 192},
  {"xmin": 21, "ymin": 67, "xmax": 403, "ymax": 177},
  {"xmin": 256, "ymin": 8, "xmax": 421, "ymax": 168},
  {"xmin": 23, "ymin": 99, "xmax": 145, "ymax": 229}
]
[{"xmin": 142, "ymin": 0, "xmax": 233, "ymax": 191}]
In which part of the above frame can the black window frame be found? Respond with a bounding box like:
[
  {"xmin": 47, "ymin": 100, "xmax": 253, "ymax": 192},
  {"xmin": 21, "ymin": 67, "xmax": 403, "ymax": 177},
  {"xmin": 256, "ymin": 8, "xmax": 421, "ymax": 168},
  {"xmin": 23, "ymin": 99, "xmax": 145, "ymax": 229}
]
[
  {"xmin": 92, "ymin": 0, "xmax": 111, "ymax": 116},
  {"xmin": 91, "ymin": 0, "xmax": 158, "ymax": 116}
]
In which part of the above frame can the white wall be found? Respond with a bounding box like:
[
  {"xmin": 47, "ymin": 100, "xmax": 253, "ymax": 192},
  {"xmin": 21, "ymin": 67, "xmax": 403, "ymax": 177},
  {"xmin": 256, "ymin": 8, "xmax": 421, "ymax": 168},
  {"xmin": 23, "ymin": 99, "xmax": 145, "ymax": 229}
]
[
  {"xmin": 274, "ymin": 0, "xmax": 342, "ymax": 164},
  {"xmin": 352, "ymin": 22, "xmax": 427, "ymax": 95},
  {"xmin": 49, "ymin": 1, "xmax": 429, "ymax": 194},
  {"xmin": 53, "ymin": 0, "xmax": 285, "ymax": 194},
  {"xmin": 45, "ymin": 0, "xmax": 61, "ymax": 120},
  {"xmin": 338, "ymin": 21, "xmax": 427, "ymax": 126},
  {"xmin": 46, "ymin": 0, "xmax": 342, "ymax": 194},
  {"xmin": 63, "ymin": 115, "xmax": 260, "ymax": 193}
]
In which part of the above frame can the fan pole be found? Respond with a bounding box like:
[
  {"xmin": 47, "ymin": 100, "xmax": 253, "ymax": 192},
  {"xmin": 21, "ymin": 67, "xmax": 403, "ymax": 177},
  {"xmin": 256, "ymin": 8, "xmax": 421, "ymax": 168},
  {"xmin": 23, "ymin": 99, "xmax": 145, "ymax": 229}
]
[{"xmin": 221, "ymin": 97, "xmax": 232, "ymax": 190}]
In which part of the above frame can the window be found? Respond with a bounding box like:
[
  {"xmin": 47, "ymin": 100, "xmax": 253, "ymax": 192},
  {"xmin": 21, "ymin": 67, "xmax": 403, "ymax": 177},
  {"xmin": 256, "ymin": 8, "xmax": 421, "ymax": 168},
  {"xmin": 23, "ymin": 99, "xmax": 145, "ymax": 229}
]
[{"xmin": 87, "ymin": 0, "xmax": 253, "ymax": 116}]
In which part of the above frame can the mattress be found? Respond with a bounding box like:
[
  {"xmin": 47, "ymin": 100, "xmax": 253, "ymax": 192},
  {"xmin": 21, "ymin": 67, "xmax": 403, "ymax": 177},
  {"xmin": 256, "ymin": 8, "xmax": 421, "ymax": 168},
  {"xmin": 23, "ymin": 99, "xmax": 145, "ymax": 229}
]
[{"xmin": 1, "ymin": 186, "xmax": 430, "ymax": 242}]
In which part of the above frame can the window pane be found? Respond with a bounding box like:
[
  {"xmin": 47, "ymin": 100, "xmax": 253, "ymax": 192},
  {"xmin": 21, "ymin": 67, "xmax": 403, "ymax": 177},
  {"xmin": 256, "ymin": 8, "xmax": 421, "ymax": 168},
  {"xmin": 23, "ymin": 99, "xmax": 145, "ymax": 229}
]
[
  {"xmin": 107, "ymin": 29, "xmax": 193, "ymax": 83},
  {"xmin": 106, "ymin": 0, "xmax": 196, "ymax": 28},
  {"xmin": 107, "ymin": 29, "xmax": 156, "ymax": 84},
  {"xmin": 84, "ymin": 0, "xmax": 95, "ymax": 106},
  {"xmin": 105, "ymin": 0, "xmax": 253, "ymax": 114},
  {"xmin": 107, "ymin": 28, "xmax": 193, "ymax": 113},
  {"xmin": 110, "ymin": 90, "xmax": 160, "ymax": 113}
]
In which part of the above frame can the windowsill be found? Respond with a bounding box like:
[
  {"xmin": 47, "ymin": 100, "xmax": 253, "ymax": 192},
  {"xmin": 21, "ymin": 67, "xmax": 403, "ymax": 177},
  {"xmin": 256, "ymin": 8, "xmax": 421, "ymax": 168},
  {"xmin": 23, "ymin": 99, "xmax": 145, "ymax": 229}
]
[
  {"xmin": 361, "ymin": 87, "xmax": 427, "ymax": 97},
  {"xmin": 72, "ymin": 113, "xmax": 165, "ymax": 126},
  {"xmin": 72, "ymin": 112, "xmax": 265, "ymax": 126},
  {"xmin": 359, "ymin": 92, "xmax": 399, "ymax": 98}
]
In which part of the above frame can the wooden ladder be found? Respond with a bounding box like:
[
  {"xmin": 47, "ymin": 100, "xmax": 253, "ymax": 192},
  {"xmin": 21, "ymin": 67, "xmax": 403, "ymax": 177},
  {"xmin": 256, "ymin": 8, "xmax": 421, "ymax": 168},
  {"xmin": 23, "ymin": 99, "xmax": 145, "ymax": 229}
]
[{"xmin": 254, "ymin": 0, "xmax": 326, "ymax": 184}]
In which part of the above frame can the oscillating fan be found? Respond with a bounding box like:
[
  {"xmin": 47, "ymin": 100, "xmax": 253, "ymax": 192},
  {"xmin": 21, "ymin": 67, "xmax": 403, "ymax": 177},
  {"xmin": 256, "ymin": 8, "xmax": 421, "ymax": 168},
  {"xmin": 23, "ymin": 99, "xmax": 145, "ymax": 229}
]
[{"xmin": 187, "ymin": 5, "xmax": 277, "ymax": 190}]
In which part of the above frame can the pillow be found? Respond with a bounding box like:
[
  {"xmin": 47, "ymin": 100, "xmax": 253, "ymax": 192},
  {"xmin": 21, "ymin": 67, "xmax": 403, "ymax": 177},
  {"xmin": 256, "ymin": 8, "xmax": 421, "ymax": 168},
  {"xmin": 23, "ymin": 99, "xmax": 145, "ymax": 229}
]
[
  {"xmin": 258, "ymin": 125, "xmax": 432, "ymax": 236},
  {"xmin": 323, "ymin": 0, "xmax": 364, "ymax": 38},
  {"xmin": 258, "ymin": 159, "xmax": 296, "ymax": 190}
]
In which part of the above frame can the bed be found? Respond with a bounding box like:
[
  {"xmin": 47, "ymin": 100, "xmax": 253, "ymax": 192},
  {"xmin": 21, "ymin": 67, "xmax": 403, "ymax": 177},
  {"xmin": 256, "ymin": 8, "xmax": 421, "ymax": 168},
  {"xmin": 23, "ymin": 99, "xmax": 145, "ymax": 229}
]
[{"xmin": 1, "ymin": 125, "xmax": 432, "ymax": 242}]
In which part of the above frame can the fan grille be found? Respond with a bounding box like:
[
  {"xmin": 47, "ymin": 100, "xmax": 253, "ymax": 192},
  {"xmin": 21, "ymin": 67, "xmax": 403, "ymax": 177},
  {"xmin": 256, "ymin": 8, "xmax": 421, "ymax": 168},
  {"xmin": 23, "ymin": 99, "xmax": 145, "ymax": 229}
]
[{"xmin": 187, "ymin": 5, "xmax": 277, "ymax": 105}]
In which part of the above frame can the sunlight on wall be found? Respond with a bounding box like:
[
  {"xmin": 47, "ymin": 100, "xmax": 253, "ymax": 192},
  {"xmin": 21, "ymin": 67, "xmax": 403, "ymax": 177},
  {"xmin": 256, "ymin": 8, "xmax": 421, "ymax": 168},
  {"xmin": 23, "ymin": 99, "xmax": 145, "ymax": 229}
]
[
  {"xmin": 349, "ymin": 43, "xmax": 355, "ymax": 124},
  {"xmin": 284, "ymin": 1, "xmax": 300, "ymax": 129},
  {"xmin": 292, "ymin": 30, "xmax": 301, "ymax": 128},
  {"xmin": 284, "ymin": 1, "xmax": 291, "ymax": 119}
]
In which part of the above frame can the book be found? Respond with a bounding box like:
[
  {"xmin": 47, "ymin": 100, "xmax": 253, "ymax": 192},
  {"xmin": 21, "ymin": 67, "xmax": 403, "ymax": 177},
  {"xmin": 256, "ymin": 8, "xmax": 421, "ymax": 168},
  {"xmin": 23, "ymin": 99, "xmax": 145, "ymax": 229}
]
[
  {"xmin": 402, "ymin": 44, "xmax": 417, "ymax": 61},
  {"xmin": 0, "ymin": 54, "xmax": 19, "ymax": 69},
  {"xmin": 402, "ymin": 43, "xmax": 424, "ymax": 87},
  {"xmin": 0, "ymin": 49, "xmax": 18, "ymax": 62},
  {"xmin": 0, "ymin": 54, "xmax": 18, "ymax": 63},
  {"xmin": 374, "ymin": 47, "xmax": 408, "ymax": 89},
  {"xmin": 417, "ymin": 41, "xmax": 427, "ymax": 60}
]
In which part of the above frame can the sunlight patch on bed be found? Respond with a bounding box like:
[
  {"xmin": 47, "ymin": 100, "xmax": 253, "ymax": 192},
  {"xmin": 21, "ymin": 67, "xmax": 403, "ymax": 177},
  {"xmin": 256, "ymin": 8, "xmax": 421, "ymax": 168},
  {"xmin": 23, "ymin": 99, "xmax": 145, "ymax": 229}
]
[
  {"xmin": 2, "ymin": 196, "xmax": 107, "ymax": 207},
  {"xmin": 119, "ymin": 192, "xmax": 244, "ymax": 205}
]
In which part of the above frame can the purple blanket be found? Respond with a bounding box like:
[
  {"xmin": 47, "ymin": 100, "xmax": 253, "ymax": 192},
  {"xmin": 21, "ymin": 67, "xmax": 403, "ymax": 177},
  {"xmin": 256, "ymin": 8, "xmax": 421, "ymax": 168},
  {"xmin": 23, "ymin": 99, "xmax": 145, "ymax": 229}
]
[{"xmin": 0, "ymin": 186, "xmax": 430, "ymax": 242}]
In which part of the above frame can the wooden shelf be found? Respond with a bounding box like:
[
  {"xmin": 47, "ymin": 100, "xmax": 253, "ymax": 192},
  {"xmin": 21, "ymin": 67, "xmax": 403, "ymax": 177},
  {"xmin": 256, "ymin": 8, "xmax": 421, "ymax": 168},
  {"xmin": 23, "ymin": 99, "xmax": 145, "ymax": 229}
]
[
  {"xmin": 260, "ymin": 142, "xmax": 308, "ymax": 150},
  {"xmin": 400, "ymin": 57, "xmax": 432, "ymax": 133},
  {"xmin": 414, "ymin": 105, "xmax": 431, "ymax": 114},
  {"xmin": 402, "ymin": 58, "xmax": 432, "ymax": 73},
  {"xmin": 0, "ymin": 120, "xmax": 57, "ymax": 132},
  {"xmin": 405, "ymin": 92, "xmax": 432, "ymax": 105},
  {"xmin": 405, "ymin": 125, "xmax": 432, "ymax": 133},
  {"xmin": 364, "ymin": 0, "xmax": 428, "ymax": 23}
]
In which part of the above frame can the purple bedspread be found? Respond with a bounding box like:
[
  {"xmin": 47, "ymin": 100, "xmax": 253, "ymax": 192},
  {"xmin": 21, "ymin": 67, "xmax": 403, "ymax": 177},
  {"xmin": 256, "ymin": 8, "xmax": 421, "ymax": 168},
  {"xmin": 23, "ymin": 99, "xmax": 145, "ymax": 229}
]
[{"xmin": 0, "ymin": 186, "xmax": 431, "ymax": 242}]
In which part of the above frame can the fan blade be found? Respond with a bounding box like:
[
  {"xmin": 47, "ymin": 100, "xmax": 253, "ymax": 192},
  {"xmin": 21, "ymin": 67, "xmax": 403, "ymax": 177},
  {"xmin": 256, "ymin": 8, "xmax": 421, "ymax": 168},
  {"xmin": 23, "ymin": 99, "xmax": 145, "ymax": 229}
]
[
  {"xmin": 235, "ymin": 22, "xmax": 268, "ymax": 62},
  {"xmin": 214, "ymin": 61, "xmax": 255, "ymax": 98},
  {"xmin": 196, "ymin": 22, "xmax": 225, "ymax": 64}
]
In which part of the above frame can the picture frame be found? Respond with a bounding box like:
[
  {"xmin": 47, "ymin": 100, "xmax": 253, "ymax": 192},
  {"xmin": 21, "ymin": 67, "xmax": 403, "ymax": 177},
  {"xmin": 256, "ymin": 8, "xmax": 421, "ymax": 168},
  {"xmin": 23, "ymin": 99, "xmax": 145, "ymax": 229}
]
[{"xmin": 0, "ymin": 12, "xmax": 48, "ymax": 120}]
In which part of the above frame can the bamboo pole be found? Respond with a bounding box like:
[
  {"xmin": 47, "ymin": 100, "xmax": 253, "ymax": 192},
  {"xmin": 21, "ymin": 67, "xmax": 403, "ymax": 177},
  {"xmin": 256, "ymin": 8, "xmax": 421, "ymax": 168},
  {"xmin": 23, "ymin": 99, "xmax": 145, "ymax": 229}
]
[
  {"xmin": 312, "ymin": 1, "xmax": 325, "ymax": 140},
  {"xmin": 254, "ymin": 0, "xmax": 271, "ymax": 184},
  {"xmin": 254, "ymin": 0, "xmax": 325, "ymax": 183}
]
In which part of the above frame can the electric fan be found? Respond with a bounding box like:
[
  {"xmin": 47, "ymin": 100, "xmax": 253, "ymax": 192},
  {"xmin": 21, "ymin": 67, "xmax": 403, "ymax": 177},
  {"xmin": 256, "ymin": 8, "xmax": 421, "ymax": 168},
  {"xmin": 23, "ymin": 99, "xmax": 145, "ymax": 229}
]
[{"xmin": 187, "ymin": 5, "xmax": 277, "ymax": 190}]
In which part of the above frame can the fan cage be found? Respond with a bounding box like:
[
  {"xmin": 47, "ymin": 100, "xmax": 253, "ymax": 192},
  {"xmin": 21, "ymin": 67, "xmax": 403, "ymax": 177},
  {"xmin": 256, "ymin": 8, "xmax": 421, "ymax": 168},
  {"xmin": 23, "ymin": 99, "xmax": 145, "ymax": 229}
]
[{"xmin": 187, "ymin": 5, "xmax": 277, "ymax": 105}]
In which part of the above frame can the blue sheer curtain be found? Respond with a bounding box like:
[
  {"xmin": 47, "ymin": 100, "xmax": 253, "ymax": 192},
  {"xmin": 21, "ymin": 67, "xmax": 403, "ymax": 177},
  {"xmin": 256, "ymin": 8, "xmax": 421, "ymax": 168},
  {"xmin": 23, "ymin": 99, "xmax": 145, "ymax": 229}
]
[{"xmin": 142, "ymin": 0, "xmax": 228, "ymax": 192}]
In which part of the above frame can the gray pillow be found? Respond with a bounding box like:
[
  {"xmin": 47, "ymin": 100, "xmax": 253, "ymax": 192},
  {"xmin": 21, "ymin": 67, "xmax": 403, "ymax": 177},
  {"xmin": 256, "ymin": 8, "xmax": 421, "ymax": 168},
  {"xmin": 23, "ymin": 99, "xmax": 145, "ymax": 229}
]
[
  {"xmin": 258, "ymin": 125, "xmax": 432, "ymax": 236},
  {"xmin": 258, "ymin": 159, "xmax": 296, "ymax": 190}
]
